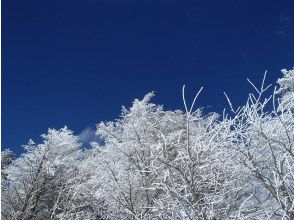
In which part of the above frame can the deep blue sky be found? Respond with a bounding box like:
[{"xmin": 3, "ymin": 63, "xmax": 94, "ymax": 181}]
[{"xmin": 2, "ymin": 0, "xmax": 294, "ymax": 154}]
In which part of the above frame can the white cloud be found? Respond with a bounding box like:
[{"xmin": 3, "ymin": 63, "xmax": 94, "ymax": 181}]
[{"xmin": 78, "ymin": 126, "xmax": 101, "ymax": 146}]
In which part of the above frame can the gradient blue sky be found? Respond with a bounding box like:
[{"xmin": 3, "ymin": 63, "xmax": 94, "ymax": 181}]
[{"xmin": 3, "ymin": 0, "xmax": 294, "ymax": 154}]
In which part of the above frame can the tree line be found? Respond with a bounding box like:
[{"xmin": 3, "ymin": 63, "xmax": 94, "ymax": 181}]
[{"xmin": 2, "ymin": 69, "xmax": 294, "ymax": 219}]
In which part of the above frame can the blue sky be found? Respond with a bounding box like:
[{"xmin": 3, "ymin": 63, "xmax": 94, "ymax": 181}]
[{"xmin": 2, "ymin": 0, "xmax": 294, "ymax": 154}]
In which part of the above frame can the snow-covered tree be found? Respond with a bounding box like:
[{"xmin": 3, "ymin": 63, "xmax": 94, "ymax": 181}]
[
  {"xmin": 1, "ymin": 149, "xmax": 14, "ymax": 168},
  {"xmin": 224, "ymin": 70, "xmax": 294, "ymax": 219},
  {"xmin": 90, "ymin": 92, "xmax": 171, "ymax": 219},
  {"xmin": 87, "ymin": 90, "xmax": 239, "ymax": 219},
  {"xmin": 146, "ymin": 87, "xmax": 239, "ymax": 219},
  {"xmin": 276, "ymin": 69, "xmax": 294, "ymax": 111},
  {"xmin": 2, "ymin": 68, "xmax": 294, "ymax": 219},
  {"xmin": 1, "ymin": 127, "xmax": 87, "ymax": 220},
  {"xmin": 1, "ymin": 149, "xmax": 15, "ymax": 181}
]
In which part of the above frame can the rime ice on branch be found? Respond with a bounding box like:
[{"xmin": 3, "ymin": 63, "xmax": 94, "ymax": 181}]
[{"xmin": 2, "ymin": 69, "xmax": 294, "ymax": 220}]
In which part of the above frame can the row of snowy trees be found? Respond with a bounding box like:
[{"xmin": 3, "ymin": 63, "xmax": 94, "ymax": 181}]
[{"xmin": 2, "ymin": 69, "xmax": 294, "ymax": 219}]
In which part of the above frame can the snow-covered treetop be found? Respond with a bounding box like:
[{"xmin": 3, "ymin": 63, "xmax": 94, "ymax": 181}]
[
  {"xmin": 276, "ymin": 68, "xmax": 294, "ymax": 110},
  {"xmin": 1, "ymin": 149, "xmax": 14, "ymax": 169}
]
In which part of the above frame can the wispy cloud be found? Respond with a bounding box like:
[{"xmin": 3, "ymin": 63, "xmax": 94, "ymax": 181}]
[{"xmin": 78, "ymin": 126, "xmax": 101, "ymax": 146}]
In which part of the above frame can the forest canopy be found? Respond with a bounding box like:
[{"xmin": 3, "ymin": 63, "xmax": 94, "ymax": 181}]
[{"xmin": 2, "ymin": 69, "xmax": 294, "ymax": 219}]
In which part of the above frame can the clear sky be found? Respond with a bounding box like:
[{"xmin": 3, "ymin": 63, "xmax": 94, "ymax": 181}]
[{"xmin": 3, "ymin": 0, "xmax": 294, "ymax": 154}]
